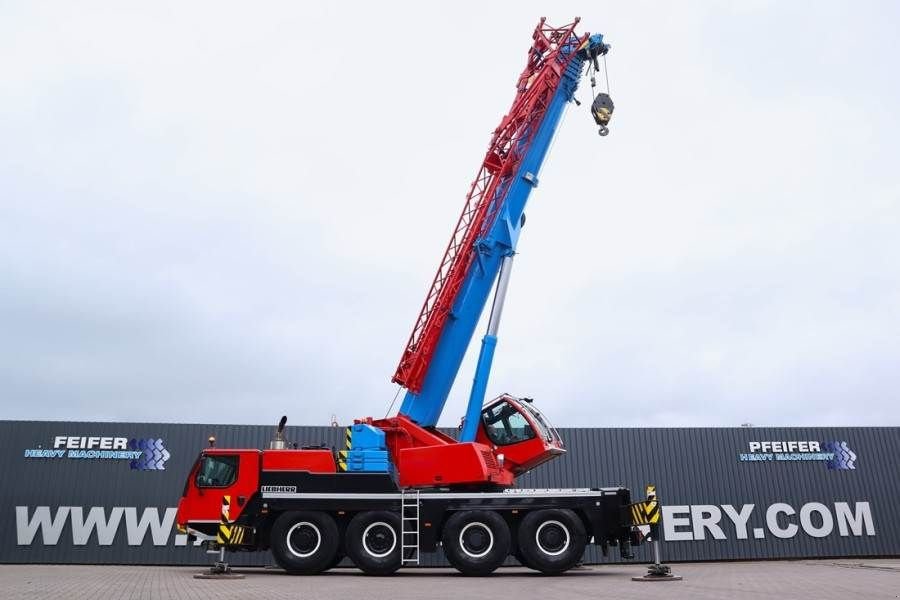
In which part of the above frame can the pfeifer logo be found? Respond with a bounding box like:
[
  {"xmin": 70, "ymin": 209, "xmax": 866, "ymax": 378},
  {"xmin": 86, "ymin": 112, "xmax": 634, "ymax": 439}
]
[
  {"xmin": 129, "ymin": 438, "xmax": 170, "ymax": 471},
  {"xmin": 739, "ymin": 440, "xmax": 857, "ymax": 470},
  {"xmin": 821, "ymin": 441, "xmax": 857, "ymax": 470},
  {"xmin": 23, "ymin": 436, "xmax": 170, "ymax": 471}
]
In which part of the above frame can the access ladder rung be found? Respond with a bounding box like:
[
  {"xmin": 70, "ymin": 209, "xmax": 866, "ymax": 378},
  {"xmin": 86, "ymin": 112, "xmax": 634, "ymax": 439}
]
[{"xmin": 400, "ymin": 489, "xmax": 421, "ymax": 565}]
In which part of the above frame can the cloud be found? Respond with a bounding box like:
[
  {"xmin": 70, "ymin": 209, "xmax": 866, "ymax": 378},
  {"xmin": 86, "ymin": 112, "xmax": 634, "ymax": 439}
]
[{"xmin": 1, "ymin": 2, "xmax": 898, "ymax": 427}]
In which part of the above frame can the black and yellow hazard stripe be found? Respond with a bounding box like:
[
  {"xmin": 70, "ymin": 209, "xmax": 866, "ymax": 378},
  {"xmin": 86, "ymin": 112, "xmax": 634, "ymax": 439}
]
[
  {"xmin": 216, "ymin": 495, "xmax": 252, "ymax": 546},
  {"xmin": 229, "ymin": 525, "xmax": 250, "ymax": 545},
  {"xmin": 629, "ymin": 499, "xmax": 660, "ymax": 525},
  {"xmin": 217, "ymin": 495, "xmax": 232, "ymax": 544},
  {"xmin": 338, "ymin": 427, "xmax": 352, "ymax": 472}
]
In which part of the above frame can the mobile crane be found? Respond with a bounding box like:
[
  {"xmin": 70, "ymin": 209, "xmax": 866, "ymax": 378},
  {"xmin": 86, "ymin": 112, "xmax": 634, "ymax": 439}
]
[{"xmin": 176, "ymin": 18, "xmax": 642, "ymax": 577}]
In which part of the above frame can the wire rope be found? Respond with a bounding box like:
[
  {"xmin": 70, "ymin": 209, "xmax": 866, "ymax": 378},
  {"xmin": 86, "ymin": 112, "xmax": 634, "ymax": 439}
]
[{"xmin": 384, "ymin": 385, "xmax": 403, "ymax": 418}]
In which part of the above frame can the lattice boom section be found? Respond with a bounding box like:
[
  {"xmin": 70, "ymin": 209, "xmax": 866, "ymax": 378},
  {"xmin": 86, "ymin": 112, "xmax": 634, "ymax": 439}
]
[{"xmin": 392, "ymin": 18, "xmax": 587, "ymax": 393}]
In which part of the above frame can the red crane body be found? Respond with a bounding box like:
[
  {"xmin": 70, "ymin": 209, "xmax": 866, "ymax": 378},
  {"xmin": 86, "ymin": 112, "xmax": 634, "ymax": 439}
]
[{"xmin": 174, "ymin": 20, "xmax": 644, "ymax": 580}]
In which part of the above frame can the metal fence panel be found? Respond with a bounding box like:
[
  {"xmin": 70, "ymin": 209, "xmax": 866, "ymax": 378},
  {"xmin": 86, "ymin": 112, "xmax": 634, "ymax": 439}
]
[{"xmin": 1, "ymin": 421, "xmax": 896, "ymax": 565}]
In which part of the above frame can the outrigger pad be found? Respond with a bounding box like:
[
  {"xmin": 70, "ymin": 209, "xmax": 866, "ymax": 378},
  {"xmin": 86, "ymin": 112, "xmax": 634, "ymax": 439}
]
[{"xmin": 591, "ymin": 93, "xmax": 614, "ymax": 126}]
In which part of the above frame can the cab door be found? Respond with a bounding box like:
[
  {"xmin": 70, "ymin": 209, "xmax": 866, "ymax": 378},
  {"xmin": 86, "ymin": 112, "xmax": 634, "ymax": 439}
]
[{"xmin": 178, "ymin": 449, "xmax": 259, "ymax": 535}]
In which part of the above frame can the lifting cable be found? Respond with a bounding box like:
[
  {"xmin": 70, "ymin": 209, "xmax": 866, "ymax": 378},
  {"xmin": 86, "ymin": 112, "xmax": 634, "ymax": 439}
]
[
  {"xmin": 584, "ymin": 48, "xmax": 613, "ymax": 136},
  {"xmin": 587, "ymin": 60, "xmax": 597, "ymax": 101},
  {"xmin": 384, "ymin": 385, "xmax": 403, "ymax": 418},
  {"xmin": 586, "ymin": 53, "xmax": 611, "ymax": 103},
  {"xmin": 603, "ymin": 53, "xmax": 611, "ymax": 96}
]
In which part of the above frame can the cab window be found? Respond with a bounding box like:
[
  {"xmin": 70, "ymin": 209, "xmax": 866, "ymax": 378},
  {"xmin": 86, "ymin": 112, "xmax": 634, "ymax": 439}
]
[
  {"xmin": 196, "ymin": 454, "xmax": 238, "ymax": 487},
  {"xmin": 481, "ymin": 402, "xmax": 536, "ymax": 446},
  {"xmin": 521, "ymin": 402, "xmax": 556, "ymax": 442}
]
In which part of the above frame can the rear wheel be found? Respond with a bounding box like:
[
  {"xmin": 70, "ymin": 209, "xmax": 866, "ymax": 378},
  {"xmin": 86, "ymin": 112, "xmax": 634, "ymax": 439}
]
[
  {"xmin": 345, "ymin": 511, "xmax": 402, "ymax": 576},
  {"xmin": 442, "ymin": 510, "xmax": 510, "ymax": 576},
  {"xmin": 271, "ymin": 511, "xmax": 340, "ymax": 575},
  {"xmin": 517, "ymin": 509, "xmax": 586, "ymax": 574}
]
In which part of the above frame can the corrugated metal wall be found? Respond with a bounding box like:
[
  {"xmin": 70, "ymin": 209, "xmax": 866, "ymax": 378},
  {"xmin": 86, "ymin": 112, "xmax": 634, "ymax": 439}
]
[{"xmin": 1, "ymin": 421, "xmax": 897, "ymax": 565}]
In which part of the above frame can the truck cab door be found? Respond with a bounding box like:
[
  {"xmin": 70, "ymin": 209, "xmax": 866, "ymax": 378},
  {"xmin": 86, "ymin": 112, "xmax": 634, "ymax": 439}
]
[{"xmin": 178, "ymin": 449, "xmax": 259, "ymax": 537}]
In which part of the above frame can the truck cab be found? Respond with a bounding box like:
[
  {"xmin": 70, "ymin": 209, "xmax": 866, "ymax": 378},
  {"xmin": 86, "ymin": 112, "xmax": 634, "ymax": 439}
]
[
  {"xmin": 176, "ymin": 449, "xmax": 260, "ymax": 539},
  {"xmin": 176, "ymin": 446, "xmax": 336, "ymax": 539}
]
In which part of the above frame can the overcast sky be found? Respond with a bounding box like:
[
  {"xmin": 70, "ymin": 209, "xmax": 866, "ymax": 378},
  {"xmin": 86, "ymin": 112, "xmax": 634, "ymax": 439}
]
[{"xmin": 1, "ymin": 2, "xmax": 898, "ymax": 428}]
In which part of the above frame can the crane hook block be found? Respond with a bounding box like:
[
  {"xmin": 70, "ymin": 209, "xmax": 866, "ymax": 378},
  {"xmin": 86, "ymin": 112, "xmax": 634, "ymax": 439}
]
[{"xmin": 591, "ymin": 93, "xmax": 614, "ymax": 136}]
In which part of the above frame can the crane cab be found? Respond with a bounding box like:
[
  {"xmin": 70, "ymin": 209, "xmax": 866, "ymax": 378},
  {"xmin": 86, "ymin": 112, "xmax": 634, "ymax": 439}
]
[{"xmin": 476, "ymin": 394, "xmax": 565, "ymax": 476}]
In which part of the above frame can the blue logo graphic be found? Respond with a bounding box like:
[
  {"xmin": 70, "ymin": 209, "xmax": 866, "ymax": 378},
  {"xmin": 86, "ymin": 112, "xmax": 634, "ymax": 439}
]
[
  {"xmin": 129, "ymin": 438, "xmax": 170, "ymax": 471},
  {"xmin": 822, "ymin": 441, "xmax": 856, "ymax": 470}
]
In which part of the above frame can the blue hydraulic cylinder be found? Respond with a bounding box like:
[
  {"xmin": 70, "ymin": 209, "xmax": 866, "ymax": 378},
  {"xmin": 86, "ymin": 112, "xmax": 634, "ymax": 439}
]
[
  {"xmin": 461, "ymin": 334, "xmax": 497, "ymax": 441},
  {"xmin": 460, "ymin": 252, "xmax": 515, "ymax": 441},
  {"xmin": 399, "ymin": 47, "xmax": 588, "ymax": 429}
]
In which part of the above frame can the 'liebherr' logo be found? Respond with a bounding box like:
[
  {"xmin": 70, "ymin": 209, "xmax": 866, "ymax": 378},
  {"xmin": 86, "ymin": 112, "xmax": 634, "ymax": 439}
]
[{"xmin": 261, "ymin": 485, "xmax": 298, "ymax": 493}]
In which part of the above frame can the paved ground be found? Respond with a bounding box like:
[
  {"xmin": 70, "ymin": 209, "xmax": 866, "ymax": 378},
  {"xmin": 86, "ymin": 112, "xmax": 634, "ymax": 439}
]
[{"xmin": 0, "ymin": 560, "xmax": 898, "ymax": 600}]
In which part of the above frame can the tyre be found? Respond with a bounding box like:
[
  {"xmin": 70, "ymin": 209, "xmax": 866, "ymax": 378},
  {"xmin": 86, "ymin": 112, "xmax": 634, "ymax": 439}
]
[
  {"xmin": 270, "ymin": 511, "xmax": 340, "ymax": 575},
  {"xmin": 517, "ymin": 509, "xmax": 587, "ymax": 574},
  {"xmin": 345, "ymin": 511, "xmax": 402, "ymax": 576},
  {"xmin": 441, "ymin": 510, "xmax": 510, "ymax": 576}
]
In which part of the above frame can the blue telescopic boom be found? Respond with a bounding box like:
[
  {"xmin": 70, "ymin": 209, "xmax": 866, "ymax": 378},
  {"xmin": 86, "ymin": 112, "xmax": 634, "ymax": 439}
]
[{"xmin": 399, "ymin": 31, "xmax": 609, "ymax": 439}]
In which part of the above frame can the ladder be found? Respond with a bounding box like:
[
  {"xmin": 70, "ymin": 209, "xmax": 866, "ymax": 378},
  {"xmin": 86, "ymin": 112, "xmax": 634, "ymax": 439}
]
[{"xmin": 400, "ymin": 488, "xmax": 420, "ymax": 565}]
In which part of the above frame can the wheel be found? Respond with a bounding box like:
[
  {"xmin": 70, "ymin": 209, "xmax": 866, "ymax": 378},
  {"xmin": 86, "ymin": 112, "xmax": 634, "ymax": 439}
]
[
  {"xmin": 441, "ymin": 510, "xmax": 510, "ymax": 576},
  {"xmin": 517, "ymin": 509, "xmax": 587, "ymax": 574},
  {"xmin": 345, "ymin": 511, "xmax": 402, "ymax": 575},
  {"xmin": 598, "ymin": 125, "xmax": 609, "ymax": 136},
  {"xmin": 270, "ymin": 511, "xmax": 340, "ymax": 575}
]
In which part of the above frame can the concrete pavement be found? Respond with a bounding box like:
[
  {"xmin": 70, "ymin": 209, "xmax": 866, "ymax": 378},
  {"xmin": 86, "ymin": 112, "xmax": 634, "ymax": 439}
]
[{"xmin": 0, "ymin": 559, "xmax": 897, "ymax": 600}]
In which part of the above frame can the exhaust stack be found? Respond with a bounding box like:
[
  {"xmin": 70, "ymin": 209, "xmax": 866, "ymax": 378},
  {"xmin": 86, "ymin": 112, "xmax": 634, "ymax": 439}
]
[{"xmin": 270, "ymin": 415, "xmax": 288, "ymax": 449}]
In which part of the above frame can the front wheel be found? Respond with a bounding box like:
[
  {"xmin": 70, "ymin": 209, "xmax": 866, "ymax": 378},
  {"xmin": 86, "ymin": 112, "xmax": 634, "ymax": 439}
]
[
  {"xmin": 270, "ymin": 510, "xmax": 340, "ymax": 575},
  {"xmin": 345, "ymin": 511, "xmax": 402, "ymax": 575},
  {"xmin": 442, "ymin": 510, "xmax": 510, "ymax": 576},
  {"xmin": 517, "ymin": 509, "xmax": 587, "ymax": 574}
]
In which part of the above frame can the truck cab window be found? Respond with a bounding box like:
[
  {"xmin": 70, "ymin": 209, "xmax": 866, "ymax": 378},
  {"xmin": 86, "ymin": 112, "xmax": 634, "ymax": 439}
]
[
  {"xmin": 481, "ymin": 401, "xmax": 536, "ymax": 446},
  {"xmin": 196, "ymin": 455, "xmax": 238, "ymax": 488}
]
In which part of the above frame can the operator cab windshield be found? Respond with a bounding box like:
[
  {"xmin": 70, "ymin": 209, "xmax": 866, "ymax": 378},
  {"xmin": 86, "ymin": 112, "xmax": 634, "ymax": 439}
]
[
  {"xmin": 482, "ymin": 400, "xmax": 535, "ymax": 446},
  {"xmin": 519, "ymin": 400, "xmax": 561, "ymax": 444},
  {"xmin": 481, "ymin": 397, "xmax": 559, "ymax": 446}
]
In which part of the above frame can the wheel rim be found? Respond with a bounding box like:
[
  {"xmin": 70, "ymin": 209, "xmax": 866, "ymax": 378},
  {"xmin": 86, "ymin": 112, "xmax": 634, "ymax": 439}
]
[
  {"xmin": 459, "ymin": 522, "xmax": 494, "ymax": 558},
  {"xmin": 535, "ymin": 520, "xmax": 570, "ymax": 556},
  {"xmin": 286, "ymin": 521, "xmax": 322, "ymax": 558},
  {"xmin": 362, "ymin": 521, "xmax": 397, "ymax": 558}
]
